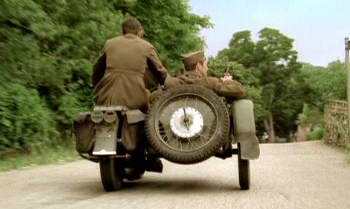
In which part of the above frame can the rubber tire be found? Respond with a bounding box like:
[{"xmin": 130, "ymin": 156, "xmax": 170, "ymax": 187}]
[
  {"xmin": 238, "ymin": 143, "xmax": 250, "ymax": 190},
  {"xmin": 146, "ymin": 85, "xmax": 230, "ymax": 164},
  {"xmin": 124, "ymin": 167, "xmax": 145, "ymax": 181},
  {"xmin": 99, "ymin": 158, "xmax": 124, "ymax": 191}
]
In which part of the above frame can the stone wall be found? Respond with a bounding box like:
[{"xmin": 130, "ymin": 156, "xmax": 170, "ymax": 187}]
[{"xmin": 324, "ymin": 100, "xmax": 349, "ymax": 147}]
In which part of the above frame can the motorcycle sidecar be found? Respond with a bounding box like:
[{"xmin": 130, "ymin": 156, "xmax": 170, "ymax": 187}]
[{"xmin": 146, "ymin": 85, "xmax": 260, "ymax": 190}]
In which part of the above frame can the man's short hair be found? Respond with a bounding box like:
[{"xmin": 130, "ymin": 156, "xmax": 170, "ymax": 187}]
[{"xmin": 122, "ymin": 18, "xmax": 143, "ymax": 35}]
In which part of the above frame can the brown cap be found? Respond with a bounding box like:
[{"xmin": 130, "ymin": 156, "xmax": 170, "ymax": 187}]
[{"xmin": 181, "ymin": 51, "xmax": 205, "ymax": 70}]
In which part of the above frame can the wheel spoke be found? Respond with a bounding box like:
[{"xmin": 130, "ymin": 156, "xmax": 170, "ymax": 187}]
[
  {"xmin": 187, "ymin": 138, "xmax": 194, "ymax": 149},
  {"xmin": 155, "ymin": 93, "xmax": 219, "ymax": 152},
  {"xmin": 179, "ymin": 139, "xmax": 183, "ymax": 151},
  {"xmin": 185, "ymin": 96, "xmax": 189, "ymax": 107},
  {"xmin": 198, "ymin": 134, "xmax": 208, "ymax": 145},
  {"xmin": 167, "ymin": 136, "xmax": 178, "ymax": 148},
  {"xmin": 161, "ymin": 134, "xmax": 168, "ymax": 142}
]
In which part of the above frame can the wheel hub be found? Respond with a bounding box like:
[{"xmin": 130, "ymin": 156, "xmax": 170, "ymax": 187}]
[{"xmin": 170, "ymin": 107, "xmax": 204, "ymax": 138}]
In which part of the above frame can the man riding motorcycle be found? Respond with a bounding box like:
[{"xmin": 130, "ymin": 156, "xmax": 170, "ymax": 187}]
[{"xmin": 92, "ymin": 18, "xmax": 168, "ymax": 176}]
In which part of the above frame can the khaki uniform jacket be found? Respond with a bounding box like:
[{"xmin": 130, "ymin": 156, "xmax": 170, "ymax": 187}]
[
  {"xmin": 92, "ymin": 34, "xmax": 168, "ymax": 153},
  {"xmin": 165, "ymin": 70, "xmax": 245, "ymax": 100},
  {"xmin": 93, "ymin": 34, "xmax": 168, "ymax": 110}
]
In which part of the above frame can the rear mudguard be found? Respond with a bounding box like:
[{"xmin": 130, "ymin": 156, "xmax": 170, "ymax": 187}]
[
  {"xmin": 232, "ymin": 99, "xmax": 260, "ymax": 160},
  {"xmin": 92, "ymin": 107, "xmax": 146, "ymax": 155}
]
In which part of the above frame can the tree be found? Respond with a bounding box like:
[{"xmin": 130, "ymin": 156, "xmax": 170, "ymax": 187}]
[
  {"xmin": 301, "ymin": 61, "xmax": 346, "ymax": 109},
  {"xmin": 296, "ymin": 61, "xmax": 347, "ymax": 141},
  {"xmin": 0, "ymin": 0, "xmax": 211, "ymax": 154},
  {"xmin": 214, "ymin": 28, "xmax": 309, "ymax": 140}
]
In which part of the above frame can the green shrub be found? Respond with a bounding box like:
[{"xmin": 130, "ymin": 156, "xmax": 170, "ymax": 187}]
[
  {"xmin": 0, "ymin": 0, "xmax": 211, "ymax": 157},
  {"xmin": 307, "ymin": 127, "xmax": 324, "ymax": 141},
  {"xmin": 0, "ymin": 84, "xmax": 58, "ymax": 154}
]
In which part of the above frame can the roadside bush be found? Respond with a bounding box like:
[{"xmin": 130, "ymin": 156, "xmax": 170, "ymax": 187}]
[
  {"xmin": 0, "ymin": 84, "xmax": 58, "ymax": 155},
  {"xmin": 0, "ymin": 0, "xmax": 211, "ymax": 156},
  {"xmin": 297, "ymin": 104, "xmax": 325, "ymax": 141},
  {"xmin": 307, "ymin": 127, "xmax": 324, "ymax": 141}
]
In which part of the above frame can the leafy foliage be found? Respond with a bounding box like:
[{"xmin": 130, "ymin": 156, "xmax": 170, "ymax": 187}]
[
  {"xmin": 297, "ymin": 104, "xmax": 324, "ymax": 140},
  {"xmin": 0, "ymin": 0, "xmax": 210, "ymax": 155},
  {"xmin": 301, "ymin": 61, "xmax": 346, "ymax": 109},
  {"xmin": 297, "ymin": 61, "xmax": 347, "ymax": 141},
  {"xmin": 298, "ymin": 104, "xmax": 324, "ymax": 126},
  {"xmin": 211, "ymin": 28, "xmax": 309, "ymax": 138},
  {"xmin": 0, "ymin": 83, "xmax": 58, "ymax": 153}
]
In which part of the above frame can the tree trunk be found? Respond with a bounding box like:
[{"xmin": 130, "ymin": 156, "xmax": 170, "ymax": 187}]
[
  {"xmin": 264, "ymin": 115, "xmax": 276, "ymax": 142},
  {"xmin": 268, "ymin": 115, "xmax": 276, "ymax": 141}
]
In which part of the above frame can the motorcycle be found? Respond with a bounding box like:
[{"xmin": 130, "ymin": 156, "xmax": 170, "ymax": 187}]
[{"xmin": 73, "ymin": 85, "xmax": 260, "ymax": 191}]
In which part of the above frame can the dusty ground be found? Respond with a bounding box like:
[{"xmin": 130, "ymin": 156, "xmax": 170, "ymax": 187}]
[{"xmin": 0, "ymin": 141, "xmax": 349, "ymax": 209}]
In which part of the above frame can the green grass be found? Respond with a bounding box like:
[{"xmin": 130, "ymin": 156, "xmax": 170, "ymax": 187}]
[{"xmin": 0, "ymin": 144, "xmax": 80, "ymax": 172}]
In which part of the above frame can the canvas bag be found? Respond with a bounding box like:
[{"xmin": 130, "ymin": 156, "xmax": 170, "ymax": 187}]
[{"xmin": 72, "ymin": 112, "xmax": 95, "ymax": 153}]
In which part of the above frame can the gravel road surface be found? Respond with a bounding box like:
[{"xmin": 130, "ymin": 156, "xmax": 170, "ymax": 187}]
[{"xmin": 0, "ymin": 141, "xmax": 349, "ymax": 209}]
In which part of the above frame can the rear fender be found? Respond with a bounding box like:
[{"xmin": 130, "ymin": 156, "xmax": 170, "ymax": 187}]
[{"xmin": 91, "ymin": 106, "xmax": 126, "ymax": 156}]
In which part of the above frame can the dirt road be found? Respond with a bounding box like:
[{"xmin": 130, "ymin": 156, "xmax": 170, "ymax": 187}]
[{"xmin": 0, "ymin": 141, "xmax": 349, "ymax": 209}]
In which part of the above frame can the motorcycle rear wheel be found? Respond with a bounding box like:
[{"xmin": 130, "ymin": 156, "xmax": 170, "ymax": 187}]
[{"xmin": 99, "ymin": 158, "xmax": 124, "ymax": 191}]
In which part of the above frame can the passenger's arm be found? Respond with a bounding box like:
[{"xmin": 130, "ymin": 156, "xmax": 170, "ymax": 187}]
[
  {"xmin": 164, "ymin": 76, "xmax": 182, "ymax": 87},
  {"xmin": 205, "ymin": 77, "xmax": 246, "ymax": 100}
]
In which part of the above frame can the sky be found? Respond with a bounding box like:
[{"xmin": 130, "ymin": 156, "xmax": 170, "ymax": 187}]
[{"xmin": 189, "ymin": 0, "xmax": 350, "ymax": 66}]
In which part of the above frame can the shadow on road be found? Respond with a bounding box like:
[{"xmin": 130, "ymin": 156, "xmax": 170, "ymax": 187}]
[
  {"xmin": 122, "ymin": 176, "xmax": 240, "ymax": 194},
  {"xmin": 70, "ymin": 176, "xmax": 240, "ymax": 196}
]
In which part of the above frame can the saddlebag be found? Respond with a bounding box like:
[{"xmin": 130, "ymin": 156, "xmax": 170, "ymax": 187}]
[
  {"xmin": 72, "ymin": 112, "xmax": 95, "ymax": 153},
  {"xmin": 232, "ymin": 99, "xmax": 260, "ymax": 160},
  {"xmin": 73, "ymin": 106, "xmax": 146, "ymax": 155}
]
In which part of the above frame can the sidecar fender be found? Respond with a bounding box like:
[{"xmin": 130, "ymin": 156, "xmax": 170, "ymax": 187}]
[{"xmin": 232, "ymin": 99, "xmax": 260, "ymax": 160}]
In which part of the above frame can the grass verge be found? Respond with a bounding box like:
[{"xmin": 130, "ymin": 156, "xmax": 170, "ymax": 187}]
[{"xmin": 0, "ymin": 143, "xmax": 80, "ymax": 172}]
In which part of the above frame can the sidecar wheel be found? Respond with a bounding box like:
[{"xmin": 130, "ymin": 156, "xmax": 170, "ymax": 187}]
[
  {"xmin": 146, "ymin": 85, "xmax": 230, "ymax": 164},
  {"xmin": 238, "ymin": 143, "xmax": 250, "ymax": 190},
  {"xmin": 99, "ymin": 158, "xmax": 124, "ymax": 191}
]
